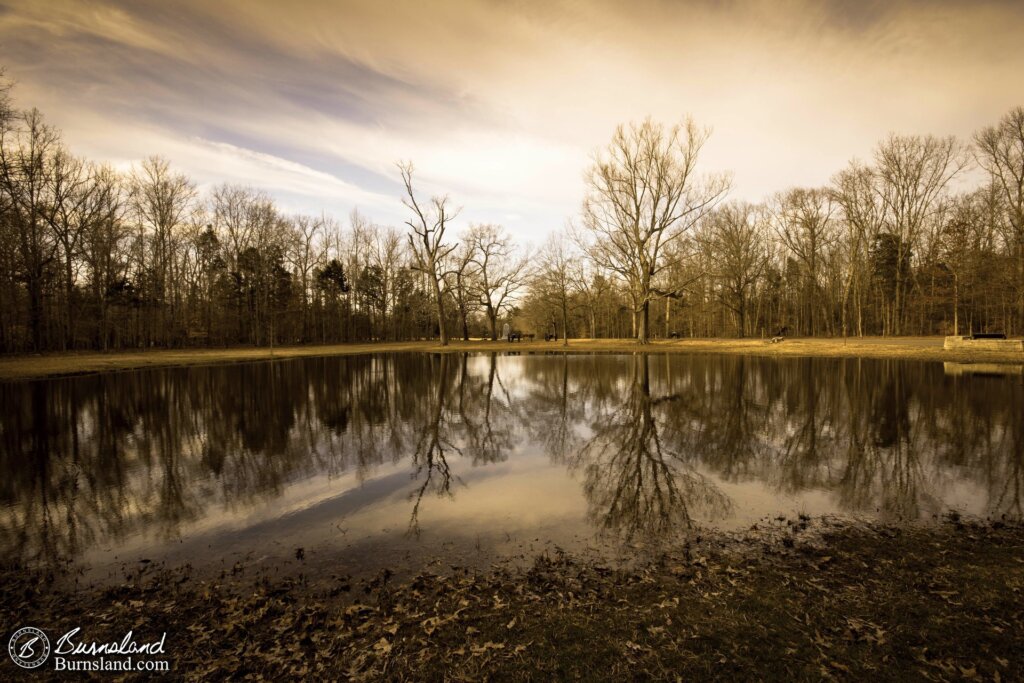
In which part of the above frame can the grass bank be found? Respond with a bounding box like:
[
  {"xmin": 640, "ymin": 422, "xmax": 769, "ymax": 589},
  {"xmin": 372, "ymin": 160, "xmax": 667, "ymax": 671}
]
[
  {"xmin": 2, "ymin": 518, "xmax": 1021, "ymax": 680},
  {"xmin": 1, "ymin": 336, "xmax": 1022, "ymax": 381}
]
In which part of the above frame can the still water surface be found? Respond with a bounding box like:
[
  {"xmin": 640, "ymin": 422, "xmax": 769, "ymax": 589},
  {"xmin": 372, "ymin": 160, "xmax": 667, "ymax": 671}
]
[{"xmin": 1, "ymin": 353, "xmax": 1021, "ymax": 580}]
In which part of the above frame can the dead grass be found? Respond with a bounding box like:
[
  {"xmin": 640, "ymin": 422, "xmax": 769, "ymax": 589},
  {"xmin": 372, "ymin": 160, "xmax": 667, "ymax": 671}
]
[
  {"xmin": 3, "ymin": 518, "xmax": 1021, "ymax": 680},
  {"xmin": 0, "ymin": 336, "xmax": 1021, "ymax": 381}
]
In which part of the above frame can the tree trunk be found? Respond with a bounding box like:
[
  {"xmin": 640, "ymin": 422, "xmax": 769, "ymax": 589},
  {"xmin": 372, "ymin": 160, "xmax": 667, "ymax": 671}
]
[
  {"xmin": 487, "ymin": 306, "xmax": 498, "ymax": 341},
  {"xmin": 953, "ymin": 273, "xmax": 959, "ymax": 335},
  {"xmin": 27, "ymin": 271, "xmax": 44, "ymax": 351},
  {"xmin": 432, "ymin": 272, "xmax": 448, "ymax": 346},
  {"xmin": 64, "ymin": 255, "xmax": 74, "ymax": 350},
  {"xmin": 561, "ymin": 295, "xmax": 569, "ymax": 347},
  {"xmin": 637, "ymin": 300, "xmax": 650, "ymax": 344}
]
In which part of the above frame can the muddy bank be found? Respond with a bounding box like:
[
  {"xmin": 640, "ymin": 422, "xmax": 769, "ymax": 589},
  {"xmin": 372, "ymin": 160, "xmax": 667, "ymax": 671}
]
[{"xmin": 3, "ymin": 517, "xmax": 1022, "ymax": 680}]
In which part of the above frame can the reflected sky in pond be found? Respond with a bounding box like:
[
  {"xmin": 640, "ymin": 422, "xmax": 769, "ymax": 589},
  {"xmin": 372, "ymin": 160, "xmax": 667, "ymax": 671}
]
[{"xmin": 1, "ymin": 353, "xmax": 1021, "ymax": 578}]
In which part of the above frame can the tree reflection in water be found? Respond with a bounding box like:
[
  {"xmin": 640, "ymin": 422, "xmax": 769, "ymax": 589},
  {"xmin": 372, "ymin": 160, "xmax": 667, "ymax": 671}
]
[
  {"xmin": 563, "ymin": 355, "xmax": 731, "ymax": 542},
  {"xmin": 0, "ymin": 353, "xmax": 1021, "ymax": 567},
  {"xmin": 406, "ymin": 353, "xmax": 460, "ymax": 535}
]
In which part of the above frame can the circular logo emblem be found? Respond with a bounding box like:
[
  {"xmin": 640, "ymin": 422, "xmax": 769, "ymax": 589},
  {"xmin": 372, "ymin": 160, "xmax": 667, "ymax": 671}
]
[{"xmin": 8, "ymin": 627, "xmax": 50, "ymax": 669}]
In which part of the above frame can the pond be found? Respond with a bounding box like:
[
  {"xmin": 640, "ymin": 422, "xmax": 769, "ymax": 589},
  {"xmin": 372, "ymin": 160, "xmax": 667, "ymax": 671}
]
[{"xmin": 1, "ymin": 352, "xmax": 1021, "ymax": 582}]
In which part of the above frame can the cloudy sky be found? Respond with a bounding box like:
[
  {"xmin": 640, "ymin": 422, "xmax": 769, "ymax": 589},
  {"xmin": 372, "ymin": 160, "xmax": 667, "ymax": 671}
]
[{"xmin": 1, "ymin": 0, "xmax": 1021, "ymax": 241}]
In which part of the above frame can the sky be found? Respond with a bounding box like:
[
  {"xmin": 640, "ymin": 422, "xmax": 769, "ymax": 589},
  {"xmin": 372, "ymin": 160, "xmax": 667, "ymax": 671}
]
[{"xmin": 1, "ymin": 0, "xmax": 1022, "ymax": 243}]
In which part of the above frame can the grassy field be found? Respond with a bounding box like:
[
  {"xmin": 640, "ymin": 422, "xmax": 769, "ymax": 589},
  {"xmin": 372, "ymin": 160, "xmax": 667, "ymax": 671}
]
[
  {"xmin": 3, "ymin": 518, "xmax": 1021, "ymax": 680},
  {"xmin": 0, "ymin": 336, "xmax": 1021, "ymax": 380}
]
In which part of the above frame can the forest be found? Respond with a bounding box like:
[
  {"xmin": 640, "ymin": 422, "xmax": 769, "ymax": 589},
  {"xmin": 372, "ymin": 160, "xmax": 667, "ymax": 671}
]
[{"xmin": 1, "ymin": 75, "xmax": 1022, "ymax": 352}]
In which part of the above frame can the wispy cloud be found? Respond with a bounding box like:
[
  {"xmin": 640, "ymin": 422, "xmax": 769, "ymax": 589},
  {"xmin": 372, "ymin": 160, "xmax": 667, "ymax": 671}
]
[{"xmin": 1, "ymin": 0, "xmax": 1022, "ymax": 240}]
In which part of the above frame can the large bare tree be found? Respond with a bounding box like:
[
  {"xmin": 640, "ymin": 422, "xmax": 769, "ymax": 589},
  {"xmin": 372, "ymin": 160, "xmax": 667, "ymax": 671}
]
[
  {"xmin": 398, "ymin": 161, "xmax": 459, "ymax": 346},
  {"xmin": 581, "ymin": 118, "xmax": 729, "ymax": 343}
]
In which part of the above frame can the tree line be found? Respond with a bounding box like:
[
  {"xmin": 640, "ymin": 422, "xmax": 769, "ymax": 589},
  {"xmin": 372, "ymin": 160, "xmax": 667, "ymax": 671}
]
[
  {"xmin": 525, "ymin": 112, "xmax": 1024, "ymax": 343},
  {"xmin": 1, "ymin": 73, "xmax": 1021, "ymax": 351}
]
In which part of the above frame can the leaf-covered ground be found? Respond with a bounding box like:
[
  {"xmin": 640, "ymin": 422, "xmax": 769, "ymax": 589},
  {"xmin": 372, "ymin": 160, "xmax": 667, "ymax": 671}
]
[{"xmin": 3, "ymin": 518, "xmax": 1022, "ymax": 681}]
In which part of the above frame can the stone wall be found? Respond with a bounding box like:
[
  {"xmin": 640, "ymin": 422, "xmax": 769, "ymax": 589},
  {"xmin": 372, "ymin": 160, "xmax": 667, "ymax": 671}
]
[{"xmin": 943, "ymin": 336, "xmax": 1024, "ymax": 352}]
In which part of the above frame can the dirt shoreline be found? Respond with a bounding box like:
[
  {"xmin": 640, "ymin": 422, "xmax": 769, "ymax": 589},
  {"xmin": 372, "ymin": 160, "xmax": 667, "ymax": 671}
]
[
  {"xmin": 1, "ymin": 336, "xmax": 1022, "ymax": 381},
  {"xmin": 2, "ymin": 517, "xmax": 1021, "ymax": 680}
]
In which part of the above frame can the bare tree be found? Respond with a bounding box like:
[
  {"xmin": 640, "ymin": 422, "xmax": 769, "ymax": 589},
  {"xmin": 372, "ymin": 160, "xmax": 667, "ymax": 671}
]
[
  {"xmin": 699, "ymin": 202, "xmax": 768, "ymax": 337},
  {"xmin": 832, "ymin": 162, "xmax": 887, "ymax": 337},
  {"xmin": 975, "ymin": 107, "xmax": 1024, "ymax": 331},
  {"xmin": 581, "ymin": 118, "xmax": 729, "ymax": 343},
  {"xmin": 771, "ymin": 188, "xmax": 838, "ymax": 336},
  {"xmin": 398, "ymin": 161, "xmax": 459, "ymax": 346},
  {"xmin": 287, "ymin": 214, "xmax": 323, "ymax": 341},
  {"xmin": 873, "ymin": 135, "xmax": 968, "ymax": 334},
  {"xmin": 0, "ymin": 108, "xmax": 62, "ymax": 350},
  {"xmin": 466, "ymin": 223, "xmax": 530, "ymax": 340},
  {"xmin": 533, "ymin": 232, "xmax": 573, "ymax": 346},
  {"xmin": 132, "ymin": 156, "xmax": 196, "ymax": 345},
  {"xmin": 79, "ymin": 164, "xmax": 128, "ymax": 348},
  {"xmin": 937, "ymin": 192, "xmax": 985, "ymax": 334},
  {"xmin": 447, "ymin": 239, "xmax": 477, "ymax": 341},
  {"xmin": 370, "ymin": 225, "xmax": 405, "ymax": 341},
  {"xmin": 42, "ymin": 148, "xmax": 92, "ymax": 348},
  {"xmin": 568, "ymin": 259, "xmax": 611, "ymax": 339},
  {"xmin": 211, "ymin": 184, "xmax": 256, "ymax": 267}
]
